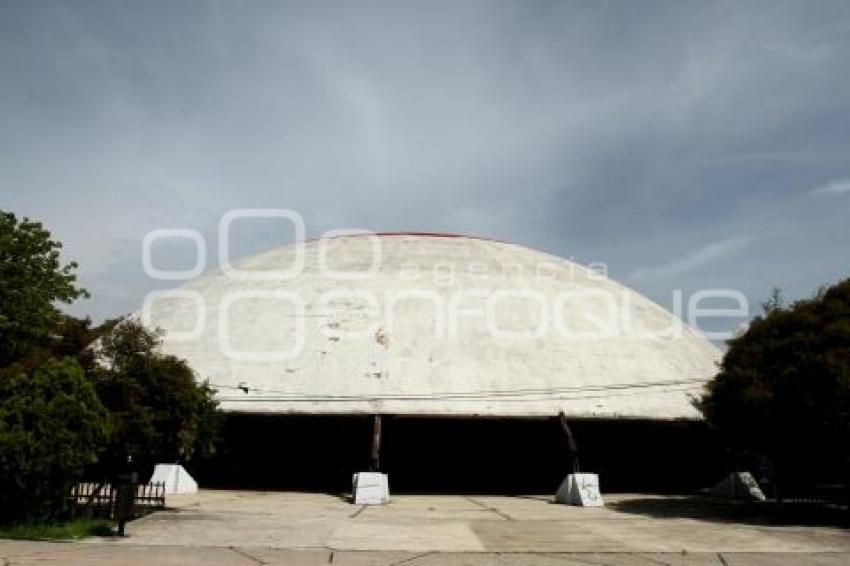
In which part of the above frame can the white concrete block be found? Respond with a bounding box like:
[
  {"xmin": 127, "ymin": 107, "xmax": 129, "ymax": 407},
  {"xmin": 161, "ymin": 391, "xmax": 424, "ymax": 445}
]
[
  {"xmin": 352, "ymin": 472, "xmax": 390, "ymax": 505},
  {"xmin": 555, "ymin": 473, "xmax": 604, "ymax": 507},
  {"xmin": 150, "ymin": 463, "xmax": 198, "ymax": 495},
  {"xmin": 707, "ymin": 471, "xmax": 766, "ymax": 501}
]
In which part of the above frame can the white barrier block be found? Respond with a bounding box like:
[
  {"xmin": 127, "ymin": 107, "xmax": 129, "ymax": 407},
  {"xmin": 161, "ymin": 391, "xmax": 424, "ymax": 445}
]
[
  {"xmin": 150, "ymin": 463, "xmax": 198, "ymax": 495},
  {"xmin": 707, "ymin": 471, "xmax": 766, "ymax": 501},
  {"xmin": 555, "ymin": 473, "xmax": 604, "ymax": 507},
  {"xmin": 352, "ymin": 472, "xmax": 390, "ymax": 505}
]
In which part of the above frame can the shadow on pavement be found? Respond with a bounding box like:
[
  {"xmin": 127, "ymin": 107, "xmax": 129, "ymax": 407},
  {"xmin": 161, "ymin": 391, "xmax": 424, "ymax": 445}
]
[{"xmin": 609, "ymin": 495, "xmax": 850, "ymax": 527}]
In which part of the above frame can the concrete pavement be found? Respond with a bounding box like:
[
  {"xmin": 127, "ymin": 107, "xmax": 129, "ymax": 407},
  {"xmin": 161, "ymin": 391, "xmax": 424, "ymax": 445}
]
[
  {"xmin": 2, "ymin": 541, "xmax": 849, "ymax": 565},
  {"xmin": 1, "ymin": 491, "xmax": 848, "ymax": 564}
]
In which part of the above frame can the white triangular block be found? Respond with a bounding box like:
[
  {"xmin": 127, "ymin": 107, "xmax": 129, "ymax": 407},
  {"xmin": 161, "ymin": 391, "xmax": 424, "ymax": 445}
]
[
  {"xmin": 707, "ymin": 471, "xmax": 765, "ymax": 501},
  {"xmin": 150, "ymin": 464, "xmax": 198, "ymax": 495},
  {"xmin": 352, "ymin": 472, "xmax": 390, "ymax": 505},
  {"xmin": 555, "ymin": 473, "xmax": 604, "ymax": 506}
]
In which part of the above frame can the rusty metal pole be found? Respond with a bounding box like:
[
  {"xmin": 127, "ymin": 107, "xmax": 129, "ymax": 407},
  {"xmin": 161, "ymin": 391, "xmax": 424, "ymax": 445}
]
[
  {"xmin": 370, "ymin": 415, "xmax": 382, "ymax": 472},
  {"xmin": 558, "ymin": 411, "xmax": 580, "ymax": 474}
]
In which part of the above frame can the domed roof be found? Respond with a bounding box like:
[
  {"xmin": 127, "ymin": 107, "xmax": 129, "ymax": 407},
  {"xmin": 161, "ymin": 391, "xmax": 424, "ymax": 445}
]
[{"xmin": 141, "ymin": 234, "xmax": 720, "ymax": 419}]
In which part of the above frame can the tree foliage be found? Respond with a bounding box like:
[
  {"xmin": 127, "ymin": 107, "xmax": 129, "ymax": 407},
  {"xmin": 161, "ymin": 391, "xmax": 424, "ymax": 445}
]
[
  {"xmin": 702, "ymin": 279, "xmax": 850, "ymax": 485},
  {"xmin": 0, "ymin": 209, "xmax": 221, "ymax": 523},
  {"xmin": 0, "ymin": 211, "xmax": 88, "ymax": 366},
  {"xmin": 92, "ymin": 320, "xmax": 221, "ymax": 474},
  {"xmin": 0, "ymin": 358, "xmax": 110, "ymax": 523}
]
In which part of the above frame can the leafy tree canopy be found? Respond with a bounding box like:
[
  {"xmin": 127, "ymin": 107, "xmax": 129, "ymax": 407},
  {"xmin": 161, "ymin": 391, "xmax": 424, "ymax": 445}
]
[
  {"xmin": 0, "ymin": 210, "xmax": 221, "ymax": 523},
  {"xmin": 0, "ymin": 358, "xmax": 110, "ymax": 523},
  {"xmin": 702, "ymin": 278, "xmax": 850, "ymax": 484},
  {"xmin": 0, "ymin": 211, "xmax": 88, "ymax": 367},
  {"xmin": 92, "ymin": 319, "xmax": 221, "ymax": 474}
]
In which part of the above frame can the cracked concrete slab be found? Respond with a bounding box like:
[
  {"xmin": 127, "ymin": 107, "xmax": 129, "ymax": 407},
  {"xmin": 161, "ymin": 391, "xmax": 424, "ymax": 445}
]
[{"xmin": 1, "ymin": 491, "xmax": 847, "ymax": 564}]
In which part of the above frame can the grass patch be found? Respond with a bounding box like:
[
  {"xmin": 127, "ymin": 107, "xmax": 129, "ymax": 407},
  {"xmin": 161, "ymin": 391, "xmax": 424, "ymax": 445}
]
[{"xmin": 0, "ymin": 518, "xmax": 114, "ymax": 540}]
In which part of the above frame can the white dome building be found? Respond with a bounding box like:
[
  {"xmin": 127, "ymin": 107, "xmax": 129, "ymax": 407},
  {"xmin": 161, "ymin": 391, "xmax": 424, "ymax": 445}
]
[
  {"xmin": 141, "ymin": 233, "xmax": 724, "ymax": 492},
  {"xmin": 146, "ymin": 233, "xmax": 719, "ymax": 418}
]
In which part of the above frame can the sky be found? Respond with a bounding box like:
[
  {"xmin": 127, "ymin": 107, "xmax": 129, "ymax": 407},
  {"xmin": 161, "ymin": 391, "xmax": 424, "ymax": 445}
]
[{"xmin": 1, "ymin": 0, "xmax": 849, "ymax": 338}]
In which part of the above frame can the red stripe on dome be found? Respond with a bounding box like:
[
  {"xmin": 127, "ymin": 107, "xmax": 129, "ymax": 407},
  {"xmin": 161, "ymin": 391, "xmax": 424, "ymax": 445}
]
[
  {"xmin": 306, "ymin": 231, "xmax": 500, "ymax": 243},
  {"xmin": 374, "ymin": 231, "xmax": 481, "ymax": 239}
]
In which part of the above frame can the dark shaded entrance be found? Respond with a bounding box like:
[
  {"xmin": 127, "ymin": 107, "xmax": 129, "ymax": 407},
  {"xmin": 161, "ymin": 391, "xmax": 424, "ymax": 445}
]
[{"xmin": 192, "ymin": 413, "xmax": 725, "ymax": 494}]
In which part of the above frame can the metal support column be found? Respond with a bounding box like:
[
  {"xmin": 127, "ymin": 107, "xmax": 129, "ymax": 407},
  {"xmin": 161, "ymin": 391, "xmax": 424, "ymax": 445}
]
[
  {"xmin": 557, "ymin": 411, "xmax": 580, "ymax": 474},
  {"xmin": 370, "ymin": 415, "xmax": 382, "ymax": 472}
]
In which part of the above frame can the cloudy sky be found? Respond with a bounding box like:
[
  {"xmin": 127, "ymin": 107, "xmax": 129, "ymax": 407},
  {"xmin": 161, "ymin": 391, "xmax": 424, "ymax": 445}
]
[{"xmin": 1, "ymin": 0, "xmax": 849, "ymax": 336}]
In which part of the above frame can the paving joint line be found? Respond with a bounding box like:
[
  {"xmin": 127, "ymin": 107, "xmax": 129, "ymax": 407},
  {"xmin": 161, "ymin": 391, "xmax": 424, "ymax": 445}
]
[
  {"xmin": 632, "ymin": 553, "xmax": 674, "ymax": 566},
  {"xmin": 229, "ymin": 546, "xmax": 267, "ymax": 564},
  {"xmin": 540, "ymin": 553, "xmax": 617, "ymax": 566},
  {"xmin": 465, "ymin": 496, "xmax": 514, "ymax": 521},
  {"xmin": 388, "ymin": 551, "xmax": 435, "ymax": 565}
]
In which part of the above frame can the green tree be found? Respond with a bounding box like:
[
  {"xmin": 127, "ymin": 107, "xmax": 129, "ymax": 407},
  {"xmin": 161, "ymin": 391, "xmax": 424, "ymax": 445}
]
[
  {"xmin": 702, "ymin": 279, "xmax": 850, "ymax": 492},
  {"xmin": 761, "ymin": 286, "xmax": 785, "ymax": 314},
  {"xmin": 0, "ymin": 211, "xmax": 88, "ymax": 367},
  {"xmin": 92, "ymin": 320, "xmax": 221, "ymax": 475},
  {"xmin": 0, "ymin": 358, "xmax": 110, "ymax": 523}
]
